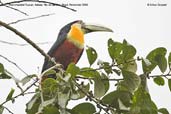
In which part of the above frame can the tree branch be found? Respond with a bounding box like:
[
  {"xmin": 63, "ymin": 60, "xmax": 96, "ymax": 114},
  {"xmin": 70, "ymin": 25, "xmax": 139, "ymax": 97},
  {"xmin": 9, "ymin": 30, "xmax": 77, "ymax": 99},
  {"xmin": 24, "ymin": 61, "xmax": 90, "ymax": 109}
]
[
  {"xmin": 0, "ymin": 54, "xmax": 28, "ymax": 75},
  {"xmin": 0, "ymin": 40, "xmax": 52, "ymax": 46},
  {"xmin": 0, "ymin": 78, "xmax": 39, "ymax": 106},
  {"xmin": 0, "ymin": 1, "xmax": 29, "ymax": 16},
  {"xmin": 0, "ymin": 20, "xmax": 57, "ymax": 66},
  {"xmin": 76, "ymin": 76, "xmax": 123, "ymax": 82},
  {"xmin": 5, "ymin": 5, "xmax": 29, "ymax": 16},
  {"xmin": 75, "ymin": 82, "xmax": 111, "ymax": 114},
  {"xmin": 149, "ymin": 74, "xmax": 171, "ymax": 78},
  {"xmin": 7, "ymin": 13, "xmax": 55, "ymax": 25},
  {"xmin": 3, "ymin": 106, "xmax": 14, "ymax": 114},
  {"xmin": 0, "ymin": 0, "xmax": 76, "ymax": 12},
  {"xmin": 80, "ymin": 59, "xmax": 138, "ymax": 72}
]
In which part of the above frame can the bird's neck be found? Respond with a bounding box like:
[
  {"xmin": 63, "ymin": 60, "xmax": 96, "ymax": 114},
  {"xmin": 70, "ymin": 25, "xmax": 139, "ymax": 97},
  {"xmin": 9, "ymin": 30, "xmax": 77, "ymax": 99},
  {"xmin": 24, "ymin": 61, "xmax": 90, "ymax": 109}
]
[{"xmin": 67, "ymin": 24, "xmax": 84, "ymax": 49}]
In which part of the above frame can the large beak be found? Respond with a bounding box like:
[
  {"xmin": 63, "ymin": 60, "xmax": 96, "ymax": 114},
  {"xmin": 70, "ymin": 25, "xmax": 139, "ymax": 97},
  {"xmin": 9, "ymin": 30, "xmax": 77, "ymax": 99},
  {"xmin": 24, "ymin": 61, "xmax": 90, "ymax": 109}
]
[{"xmin": 81, "ymin": 22, "xmax": 113, "ymax": 34}]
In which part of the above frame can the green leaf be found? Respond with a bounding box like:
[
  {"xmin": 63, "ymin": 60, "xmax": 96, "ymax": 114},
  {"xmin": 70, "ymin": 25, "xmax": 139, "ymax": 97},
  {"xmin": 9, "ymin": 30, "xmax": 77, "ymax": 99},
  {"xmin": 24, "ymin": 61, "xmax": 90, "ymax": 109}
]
[
  {"xmin": 66, "ymin": 63, "xmax": 80, "ymax": 78},
  {"xmin": 118, "ymin": 70, "xmax": 140, "ymax": 93},
  {"xmin": 26, "ymin": 94, "xmax": 41, "ymax": 114},
  {"xmin": 108, "ymin": 38, "xmax": 123, "ymax": 60},
  {"xmin": 143, "ymin": 47, "xmax": 167, "ymax": 73},
  {"xmin": 86, "ymin": 46, "xmax": 97, "ymax": 66},
  {"xmin": 155, "ymin": 55, "xmax": 167, "ymax": 73},
  {"xmin": 122, "ymin": 58, "xmax": 137, "ymax": 73},
  {"xmin": 58, "ymin": 91, "xmax": 70, "ymax": 108},
  {"xmin": 71, "ymin": 89, "xmax": 80, "ymax": 100},
  {"xmin": 43, "ymin": 105, "xmax": 60, "ymax": 114},
  {"xmin": 147, "ymin": 47, "xmax": 167, "ymax": 60},
  {"xmin": 38, "ymin": 98, "xmax": 56, "ymax": 113},
  {"xmin": 6, "ymin": 88, "xmax": 15, "ymax": 102},
  {"xmin": 100, "ymin": 62, "xmax": 113, "ymax": 74},
  {"xmin": 122, "ymin": 40, "xmax": 136, "ymax": 60},
  {"xmin": 101, "ymin": 73, "xmax": 110, "ymax": 94},
  {"xmin": 20, "ymin": 74, "xmax": 37, "ymax": 86},
  {"xmin": 102, "ymin": 91, "xmax": 119, "ymax": 108},
  {"xmin": 158, "ymin": 108, "xmax": 169, "ymax": 114},
  {"xmin": 102, "ymin": 90, "xmax": 132, "ymax": 109},
  {"xmin": 168, "ymin": 52, "xmax": 171, "ymax": 64},
  {"xmin": 113, "ymin": 69, "xmax": 121, "ymax": 76},
  {"xmin": 0, "ymin": 106, "xmax": 4, "ymax": 114},
  {"xmin": 0, "ymin": 63, "xmax": 11, "ymax": 79},
  {"xmin": 168, "ymin": 79, "xmax": 171, "ymax": 92},
  {"xmin": 0, "ymin": 63, "xmax": 4, "ymax": 73},
  {"xmin": 77, "ymin": 83, "xmax": 90, "ymax": 99},
  {"xmin": 0, "ymin": 73, "xmax": 11, "ymax": 79},
  {"xmin": 43, "ymin": 69, "xmax": 56, "ymax": 76},
  {"xmin": 79, "ymin": 67, "xmax": 100, "ymax": 78},
  {"xmin": 71, "ymin": 103, "xmax": 96, "ymax": 114},
  {"xmin": 41, "ymin": 78, "xmax": 58, "ymax": 100},
  {"xmin": 130, "ymin": 86, "xmax": 158, "ymax": 114},
  {"xmin": 153, "ymin": 77, "xmax": 165, "ymax": 86},
  {"xmin": 140, "ymin": 74, "xmax": 148, "ymax": 92},
  {"xmin": 94, "ymin": 76, "xmax": 106, "ymax": 98}
]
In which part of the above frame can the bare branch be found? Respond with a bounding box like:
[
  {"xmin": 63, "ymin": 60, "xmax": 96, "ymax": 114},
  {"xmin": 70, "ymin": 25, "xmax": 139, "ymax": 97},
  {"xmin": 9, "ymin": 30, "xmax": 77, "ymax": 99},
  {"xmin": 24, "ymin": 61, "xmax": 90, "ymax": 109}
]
[
  {"xmin": 0, "ymin": 0, "xmax": 76, "ymax": 12},
  {"xmin": 3, "ymin": 106, "xmax": 14, "ymax": 114},
  {"xmin": 149, "ymin": 74, "xmax": 171, "ymax": 78},
  {"xmin": 16, "ymin": 82, "xmax": 24, "ymax": 93},
  {"xmin": 0, "ymin": 40, "xmax": 52, "ymax": 46},
  {"xmin": 75, "ymin": 82, "xmax": 111, "ymax": 114},
  {"xmin": 0, "ymin": 78, "xmax": 39, "ymax": 106},
  {"xmin": 0, "ymin": 1, "xmax": 29, "ymax": 16},
  {"xmin": 0, "ymin": 20, "xmax": 57, "ymax": 66},
  {"xmin": 80, "ymin": 59, "xmax": 138, "ymax": 72},
  {"xmin": 7, "ymin": 13, "xmax": 55, "ymax": 25},
  {"xmin": 76, "ymin": 76, "xmax": 123, "ymax": 81},
  {"xmin": 0, "ymin": 54, "xmax": 28, "ymax": 75},
  {"xmin": 5, "ymin": 5, "xmax": 29, "ymax": 16}
]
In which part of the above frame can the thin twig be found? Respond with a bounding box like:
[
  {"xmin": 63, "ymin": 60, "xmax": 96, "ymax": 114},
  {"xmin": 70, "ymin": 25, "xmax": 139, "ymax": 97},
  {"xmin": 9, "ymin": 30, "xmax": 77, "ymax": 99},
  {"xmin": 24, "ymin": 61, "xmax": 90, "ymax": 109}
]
[
  {"xmin": 149, "ymin": 74, "xmax": 171, "ymax": 78},
  {"xmin": 0, "ymin": 40, "xmax": 52, "ymax": 46},
  {"xmin": 7, "ymin": 13, "xmax": 55, "ymax": 25},
  {"xmin": 80, "ymin": 59, "xmax": 137, "ymax": 72},
  {"xmin": 24, "ymin": 91, "xmax": 37, "ymax": 95},
  {"xmin": 75, "ymin": 82, "xmax": 112, "ymax": 114},
  {"xmin": 3, "ymin": 106, "xmax": 14, "ymax": 114},
  {"xmin": 5, "ymin": 5, "xmax": 29, "ymax": 16},
  {"xmin": 0, "ymin": 78, "xmax": 39, "ymax": 106},
  {"xmin": 76, "ymin": 76, "xmax": 123, "ymax": 81},
  {"xmin": 0, "ymin": 20, "xmax": 57, "ymax": 66},
  {"xmin": 0, "ymin": 0, "xmax": 76, "ymax": 12},
  {"xmin": 0, "ymin": 54, "xmax": 28, "ymax": 75},
  {"xmin": 0, "ymin": 1, "xmax": 28, "ymax": 16},
  {"xmin": 16, "ymin": 82, "xmax": 24, "ymax": 93}
]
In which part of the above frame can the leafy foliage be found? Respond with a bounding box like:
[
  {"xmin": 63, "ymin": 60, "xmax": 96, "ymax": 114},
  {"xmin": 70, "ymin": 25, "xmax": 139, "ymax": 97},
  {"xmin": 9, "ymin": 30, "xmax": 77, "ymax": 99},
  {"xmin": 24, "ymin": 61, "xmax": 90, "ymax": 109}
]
[
  {"xmin": 158, "ymin": 108, "xmax": 169, "ymax": 114},
  {"xmin": 0, "ymin": 38, "xmax": 171, "ymax": 114},
  {"xmin": 6, "ymin": 88, "xmax": 15, "ymax": 103},
  {"xmin": 153, "ymin": 77, "xmax": 165, "ymax": 86},
  {"xmin": 0, "ymin": 63, "xmax": 11, "ymax": 79},
  {"xmin": 142, "ymin": 47, "xmax": 167, "ymax": 73},
  {"xmin": 86, "ymin": 46, "xmax": 97, "ymax": 66},
  {"xmin": 71, "ymin": 103, "xmax": 96, "ymax": 114}
]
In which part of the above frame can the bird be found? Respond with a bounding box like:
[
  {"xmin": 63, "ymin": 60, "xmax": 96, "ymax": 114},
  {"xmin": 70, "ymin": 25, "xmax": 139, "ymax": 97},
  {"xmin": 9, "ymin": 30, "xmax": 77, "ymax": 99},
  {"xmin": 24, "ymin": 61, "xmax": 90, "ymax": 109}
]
[{"xmin": 41, "ymin": 20, "xmax": 113, "ymax": 80}]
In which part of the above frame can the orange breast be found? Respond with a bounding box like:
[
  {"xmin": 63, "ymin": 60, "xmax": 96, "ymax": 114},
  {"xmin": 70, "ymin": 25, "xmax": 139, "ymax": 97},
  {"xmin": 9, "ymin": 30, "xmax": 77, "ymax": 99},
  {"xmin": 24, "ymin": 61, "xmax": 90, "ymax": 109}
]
[{"xmin": 52, "ymin": 39, "xmax": 83, "ymax": 69}]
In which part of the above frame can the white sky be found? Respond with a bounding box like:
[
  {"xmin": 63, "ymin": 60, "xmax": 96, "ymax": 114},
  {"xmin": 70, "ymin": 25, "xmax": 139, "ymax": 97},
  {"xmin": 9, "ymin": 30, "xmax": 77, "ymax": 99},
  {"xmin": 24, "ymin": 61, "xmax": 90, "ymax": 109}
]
[{"xmin": 0, "ymin": 0, "xmax": 171, "ymax": 113}]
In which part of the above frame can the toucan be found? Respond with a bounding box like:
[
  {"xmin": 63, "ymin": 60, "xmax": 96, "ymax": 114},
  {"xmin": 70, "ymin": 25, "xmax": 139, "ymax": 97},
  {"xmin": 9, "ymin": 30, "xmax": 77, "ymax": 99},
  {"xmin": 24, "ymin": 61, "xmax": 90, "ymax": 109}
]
[{"xmin": 41, "ymin": 20, "xmax": 113, "ymax": 80}]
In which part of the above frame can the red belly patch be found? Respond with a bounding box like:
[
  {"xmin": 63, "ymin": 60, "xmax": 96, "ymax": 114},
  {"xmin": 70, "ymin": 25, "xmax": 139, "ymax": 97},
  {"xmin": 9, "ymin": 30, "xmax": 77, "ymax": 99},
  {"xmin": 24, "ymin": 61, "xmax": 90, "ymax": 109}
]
[{"xmin": 52, "ymin": 39, "xmax": 83, "ymax": 69}]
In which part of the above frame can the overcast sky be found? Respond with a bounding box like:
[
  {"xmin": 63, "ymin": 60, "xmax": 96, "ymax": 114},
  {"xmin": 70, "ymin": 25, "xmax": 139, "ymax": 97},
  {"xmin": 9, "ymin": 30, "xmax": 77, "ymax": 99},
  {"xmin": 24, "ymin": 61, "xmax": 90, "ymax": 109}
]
[{"xmin": 0, "ymin": 0, "xmax": 171, "ymax": 113}]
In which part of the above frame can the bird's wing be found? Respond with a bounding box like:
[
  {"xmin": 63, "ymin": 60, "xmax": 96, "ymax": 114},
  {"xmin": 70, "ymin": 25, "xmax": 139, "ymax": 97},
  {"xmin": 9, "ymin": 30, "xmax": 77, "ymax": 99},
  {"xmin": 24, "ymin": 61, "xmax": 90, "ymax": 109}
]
[{"xmin": 41, "ymin": 32, "xmax": 67, "ymax": 72}]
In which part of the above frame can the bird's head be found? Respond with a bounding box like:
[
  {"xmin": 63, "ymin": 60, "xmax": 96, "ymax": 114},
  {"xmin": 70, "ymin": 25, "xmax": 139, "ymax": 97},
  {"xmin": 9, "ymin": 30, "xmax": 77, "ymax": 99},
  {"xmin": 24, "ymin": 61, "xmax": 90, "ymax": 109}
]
[{"xmin": 59, "ymin": 20, "xmax": 113, "ymax": 48}]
